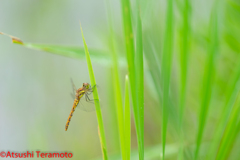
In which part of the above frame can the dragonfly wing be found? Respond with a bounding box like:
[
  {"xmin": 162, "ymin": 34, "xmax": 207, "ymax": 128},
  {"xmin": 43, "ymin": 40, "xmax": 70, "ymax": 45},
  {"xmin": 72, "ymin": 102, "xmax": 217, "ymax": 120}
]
[
  {"xmin": 76, "ymin": 95, "xmax": 101, "ymax": 112},
  {"xmin": 70, "ymin": 93, "xmax": 75, "ymax": 99},
  {"xmin": 77, "ymin": 101, "xmax": 98, "ymax": 112},
  {"xmin": 69, "ymin": 79, "xmax": 77, "ymax": 99},
  {"xmin": 71, "ymin": 78, "xmax": 77, "ymax": 91}
]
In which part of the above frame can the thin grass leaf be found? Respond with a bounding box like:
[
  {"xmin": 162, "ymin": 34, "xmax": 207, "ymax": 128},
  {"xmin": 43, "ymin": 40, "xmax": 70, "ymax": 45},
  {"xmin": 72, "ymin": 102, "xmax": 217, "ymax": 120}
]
[
  {"xmin": 161, "ymin": 0, "xmax": 174, "ymax": 159},
  {"xmin": 223, "ymin": 120, "xmax": 240, "ymax": 159},
  {"xmin": 206, "ymin": 58, "xmax": 240, "ymax": 160},
  {"xmin": 112, "ymin": 68, "xmax": 126, "ymax": 160},
  {"xmin": 205, "ymin": 0, "xmax": 240, "ymax": 159},
  {"xmin": 24, "ymin": 43, "xmax": 121, "ymax": 66},
  {"xmin": 80, "ymin": 24, "xmax": 108, "ymax": 160},
  {"xmin": 104, "ymin": 0, "xmax": 125, "ymax": 158},
  {"xmin": 124, "ymin": 75, "xmax": 131, "ymax": 160},
  {"xmin": 108, "ymin": 67, "xmax": 120, "ymax": 151},
  {"xmin": 178, "ymin": 0, "xmax": 190, "ymax": 128},
  {"xmin": 0, "ymin": 31, "xmax": 126, "ymax": 66},
  {"xmin": 142, "ymin": 35, "xmax": 179, "ymax": 131},
  {"xmin": 24, "ymin": 44, "xmax": 109, "ymax": 60},
  {"xmin": 215, "ymin": 90, "xmax": 240, "ymax": 160},
  {"xmin": 194, "ymin": 1, "xmax": 219, "ymax": 159},
  {"xmin": 135, "ymin": 1, "xmax": 144, "ymax": 159},
  {"xmin": 178, "ymin": 0, "xmax": 190, "ymax": 159},
  {"xmin": 120, "ymin": 0, "xmax": 136, "ymax": 97},
  {"xmin": 120, "ymin": 0, "xmax": 143, "ymax": 159},
  {"xmin": 142, "ymin": 35, "xmax": 162, "ymax": 98}
]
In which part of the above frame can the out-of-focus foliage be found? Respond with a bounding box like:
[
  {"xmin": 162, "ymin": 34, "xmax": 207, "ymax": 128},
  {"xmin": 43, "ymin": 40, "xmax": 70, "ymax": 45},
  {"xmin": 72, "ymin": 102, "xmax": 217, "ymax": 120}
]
[{"xmin": 1, "ymin": 0, "xmax": 240, "ymax": 160}]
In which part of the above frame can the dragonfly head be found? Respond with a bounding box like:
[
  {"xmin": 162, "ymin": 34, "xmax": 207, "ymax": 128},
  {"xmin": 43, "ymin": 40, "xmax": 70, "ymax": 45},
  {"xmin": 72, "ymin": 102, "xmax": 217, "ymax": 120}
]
[{"xmin": 83, "ymin": 83, "xmax": 90, "ymax": 90}]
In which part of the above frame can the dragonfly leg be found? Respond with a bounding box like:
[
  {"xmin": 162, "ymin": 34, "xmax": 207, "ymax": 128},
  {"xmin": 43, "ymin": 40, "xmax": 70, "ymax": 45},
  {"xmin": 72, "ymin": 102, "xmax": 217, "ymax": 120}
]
[
  {"xmin": 87, "ymin": 91, "xmax": 93, "ymax": 95},
  {"xmin": 89, "ymin": 85, "xmax": 96, "ymax": 92},
  {"xmin": 85, "ymin": 94, "xmax": 98, "ymax": 104},
  {"xmin": 85, "ymin": 94, "xmax": 92, "ymax": 102}
]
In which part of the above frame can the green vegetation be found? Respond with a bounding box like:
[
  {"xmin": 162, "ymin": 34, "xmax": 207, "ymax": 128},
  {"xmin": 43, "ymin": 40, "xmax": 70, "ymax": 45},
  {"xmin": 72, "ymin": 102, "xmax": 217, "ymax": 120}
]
[
  {"xmin": 80, "ymin": 25, "xmax": 108, "ymax": 160},
  {"xmin": 2, "ymin": 0, "xmax": 240, "ymax": 159}
]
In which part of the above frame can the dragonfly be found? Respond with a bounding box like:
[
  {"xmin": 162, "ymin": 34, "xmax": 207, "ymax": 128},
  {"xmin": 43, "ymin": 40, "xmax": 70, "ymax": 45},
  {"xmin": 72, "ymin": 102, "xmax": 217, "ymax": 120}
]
[{"xmin": 65, "ymin": 80, "xmax": 96, "ymax": 131}]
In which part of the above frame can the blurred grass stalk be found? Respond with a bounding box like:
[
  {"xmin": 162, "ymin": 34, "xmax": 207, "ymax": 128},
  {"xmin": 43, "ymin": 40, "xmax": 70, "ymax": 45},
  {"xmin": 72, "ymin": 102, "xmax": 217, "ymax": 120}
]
[
  {"xmin": 206, "ymin": 1, "xmax": 240, "ymax": 159},
  {"xmin": 80, "ymin": 25, "xmax": 108, "ymax": 160},
  {"xmin": 194, "ymin": 0, "xmax": 219, "ymax": 159},
  {"xmin": 215, "ymin": 90, "xmax": 240, "ymax": 160},
  {"xmin": 124, "ymin": 75, "xmax": 131, "ymax": 160},
  {"xmin": 135, "ymin": 1, "xmax": 144, "ymax": 159},
  {"xmin": 120, "ymin": 0, "xmax": 144, "ymax": 159},
  {"xmin": 161, "ymin": 0, "xmax": 174, "ymax": 159},
  {"xmin": 105, "ymin": 0, "xmax": 126, "ymax": 159},
  {"xmin": 178, "ymin": 0, "xmax": 190, "ymax": 159},
  {"xmin": 206, "ymin": 61, "xmax": 240, "ymax": 160}
]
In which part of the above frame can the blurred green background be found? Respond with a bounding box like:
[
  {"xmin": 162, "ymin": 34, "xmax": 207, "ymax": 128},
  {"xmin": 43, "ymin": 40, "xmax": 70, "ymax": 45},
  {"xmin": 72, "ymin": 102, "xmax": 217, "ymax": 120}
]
[{"xmin": 1, "ymin": 0, "xmax": 240, "ymax": 160}]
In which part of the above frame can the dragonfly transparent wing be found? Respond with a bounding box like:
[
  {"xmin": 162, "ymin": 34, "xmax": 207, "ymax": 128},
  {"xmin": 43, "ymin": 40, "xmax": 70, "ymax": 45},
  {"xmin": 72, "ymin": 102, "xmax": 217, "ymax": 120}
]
[
  {"xmin": 78, "ymin": 96, "xmax": 101, "ymax": 112},
  {"xmin": 70, "ymin": 78, "xmax": 77, "ymax": 99}
]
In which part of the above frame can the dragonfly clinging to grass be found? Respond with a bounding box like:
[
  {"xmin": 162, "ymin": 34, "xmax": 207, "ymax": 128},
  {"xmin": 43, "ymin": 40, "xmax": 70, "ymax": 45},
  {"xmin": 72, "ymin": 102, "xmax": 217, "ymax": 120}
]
[{"xmin": 65, "ymin": 80, "xmax": 96, "ymax": 131}]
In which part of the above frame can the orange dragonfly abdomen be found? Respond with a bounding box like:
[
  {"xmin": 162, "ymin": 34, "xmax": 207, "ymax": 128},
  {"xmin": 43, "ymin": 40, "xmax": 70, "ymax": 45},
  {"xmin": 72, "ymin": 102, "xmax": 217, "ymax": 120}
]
[{"xmin": 65, "ymin": 98, "xmax": 80, "ymax": 131}]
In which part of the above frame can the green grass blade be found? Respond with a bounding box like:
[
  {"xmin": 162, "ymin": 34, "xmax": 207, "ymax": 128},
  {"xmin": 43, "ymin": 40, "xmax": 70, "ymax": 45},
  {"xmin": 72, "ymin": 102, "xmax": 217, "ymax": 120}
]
[
  {"xmin": 223, "ymin": 121, "xmax": 240, "ymax": 159},
  {"xmin": 178, "ymin": 0, "xmax": 190, "ymax": 159},
  {"xmin": 104, "ymin": 0, "xmax": 125, "ymax": 158},
  {"xmin": 124, "ymin": 75, "xmax": 131, "ymax": 160},
  {"xmin": 179, "ymin": 0, "xmax": 190, "ymax": 128},
  {"xmin": 215, "ymin": 91, "xmax": 240, "ymax": 160},
  {"xmin": 120, "ymin": 0, "xmax": 135, "ymax": 74},
  {"xmin": 194, "ymin": 2, "xmax": 219, "ymax": 159},
  {"xmin": 113, "ymin": 69, "xmax": 126, "ymax": 160},
  {"xmin": 80, "ymin": 24, "xmax": 108, "ymax": 160},
  {"xmin": 142, "ymin": 35, "xmax": 162, "ymax": 98},
  {"xmin": 120, "ymin": 0, "xmax": 136, "ymax": 97},
  {"xmin": 120, "ymin": 0, "xmax": 142, "ymax": 159},
  {"xmin": 1, "ymin": 32, "xmax": 126, "ymax": 66},
  {"xmin": 24, "ymin": 44, "xmax": 109, "ymax": 60},
  {"xmin": 135, "ymin": 2, "xmax": 144, "ymax": 160},
  {"xmin": 161, "ymin": 0, "xmax": 174, "ymax": 159},
  {"xmin": 108, "ymin": 67, "xmax": 120, "ymax": 151},
  {"xmin": 206, "ymin": 59, "xmax": 240, "ymax": 160},
  {"xmin": 206, "ymin": 1, "xmax": 240, "ymax": 158}
]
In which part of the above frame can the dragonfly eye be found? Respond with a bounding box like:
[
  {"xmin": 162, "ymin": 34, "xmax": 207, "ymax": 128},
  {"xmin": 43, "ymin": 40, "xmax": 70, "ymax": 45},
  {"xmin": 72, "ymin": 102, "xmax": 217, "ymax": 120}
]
[{"xmin": 83, "ymin": 83, "xmax": 90, "ymax": 89}]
